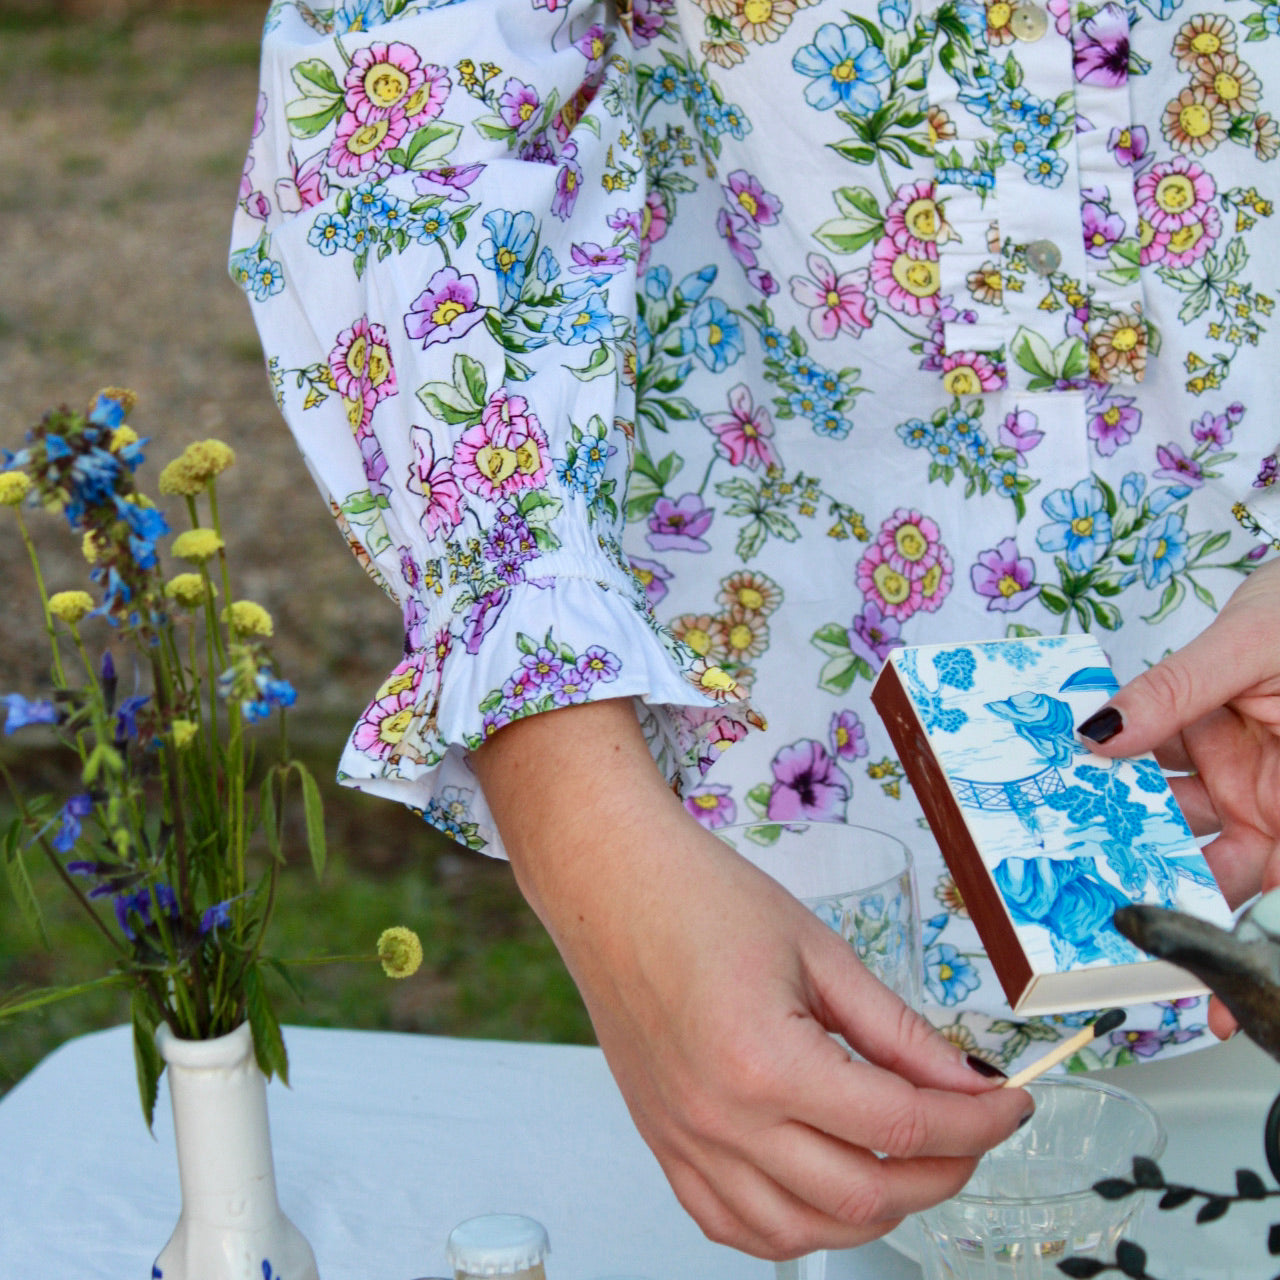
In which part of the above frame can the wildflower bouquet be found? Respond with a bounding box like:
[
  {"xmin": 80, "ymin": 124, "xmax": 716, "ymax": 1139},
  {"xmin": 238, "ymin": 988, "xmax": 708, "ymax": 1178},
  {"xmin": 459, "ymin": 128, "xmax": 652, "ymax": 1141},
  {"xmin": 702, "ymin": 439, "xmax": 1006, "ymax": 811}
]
[{"xmin": 0, "ymin": 389, "xmax": 419, "ymax": 1124}]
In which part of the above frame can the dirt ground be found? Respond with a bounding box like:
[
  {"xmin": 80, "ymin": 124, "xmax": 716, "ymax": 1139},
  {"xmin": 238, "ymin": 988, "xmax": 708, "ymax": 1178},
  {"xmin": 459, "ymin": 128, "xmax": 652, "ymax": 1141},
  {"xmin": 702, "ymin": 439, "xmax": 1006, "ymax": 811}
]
[{"xmin": 0, "ymin": 5, "xmax": 407, "ymax": 732}]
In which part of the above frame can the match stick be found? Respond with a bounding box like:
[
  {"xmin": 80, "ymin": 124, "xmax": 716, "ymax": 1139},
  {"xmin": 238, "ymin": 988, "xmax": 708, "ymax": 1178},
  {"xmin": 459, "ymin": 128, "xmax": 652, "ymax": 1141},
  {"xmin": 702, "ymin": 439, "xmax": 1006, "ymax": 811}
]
[{"xmin": 1002, "ymin": 1009, "xmax": 1127, "ymax": 1089}]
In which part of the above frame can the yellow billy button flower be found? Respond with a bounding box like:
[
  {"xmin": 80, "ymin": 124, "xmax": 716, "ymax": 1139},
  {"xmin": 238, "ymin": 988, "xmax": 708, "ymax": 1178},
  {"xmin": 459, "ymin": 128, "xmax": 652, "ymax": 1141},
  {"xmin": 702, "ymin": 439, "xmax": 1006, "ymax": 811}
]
[
  {"xmin": 48, "ymin": 590, "xmax": 95, "ymax": 624},
  {"xmin": 0, "ymin": 471, "xmax": 32, "ymax": 505},
  {"xmin": 171, "ymin": 528, "xmax": 225, "ymax": 562},
  {"xmin": 377, "ymin": 926, "xmax": 423, "ymax": 979},
  {"xmin": 171, "ymin": 719, "xmax": 199, "ymax": 750},
  {"xmin": 224, "ymin": 600, "xmax": 274, "ymax": 638},
  {"xmin": 82, "ymin": 530, "xmax": 104, "ymax": 563},
  {"xmin": 159, "ymin": 439, "xmax": 237, "ymax": 497},
  {"xmin": 165, "ymin": 573, "xmax": 210, "ymax": 607}
]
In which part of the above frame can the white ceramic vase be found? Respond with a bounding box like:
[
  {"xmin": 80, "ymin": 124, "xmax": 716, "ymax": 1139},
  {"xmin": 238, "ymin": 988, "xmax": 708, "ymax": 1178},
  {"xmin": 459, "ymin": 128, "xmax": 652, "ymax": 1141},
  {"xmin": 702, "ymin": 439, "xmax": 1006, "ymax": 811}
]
[{"xmin": 153, "ymin": 1021, "xmax": 319, "ymax": 1280}]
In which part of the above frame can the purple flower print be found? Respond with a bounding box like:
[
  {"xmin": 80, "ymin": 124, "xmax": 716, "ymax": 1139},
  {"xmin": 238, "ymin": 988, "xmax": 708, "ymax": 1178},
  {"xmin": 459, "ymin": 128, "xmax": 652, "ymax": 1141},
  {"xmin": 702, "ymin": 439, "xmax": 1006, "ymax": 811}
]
[
  {"xmin": 970, "ymin": 538, "xmax": 1041, "ymax": 612},
  {"xmin": 1155, "ymin": 442, "xmax": 1205, "ymax": 488},
  {"xmin": 552, "ymin": 142, "xmax": 582, "ymax": 221},
  {"xmin": 1227, "ymin": 402, "xmax": 1245, "ymax": 425},
  {"xmin": 1109, "ymin": 1026, "xmax": 1199, "ymax": 1058},
  {"xmin": 766, "ymin": 739, "xmax": 851, "ymax": 822},
  {"xmin": 717, "ymin": 207, "xmax": 761, "ymax": 270},
  {"xmin": 462, "ymin": 587, "xmax": 508, "ymax": 654},
  {"xmin": 404, "ymin": 267, "xmax": 487, "ymax": 349},
  {"xmin": 829, "ymin": 710, "xmax": 869, "ymax": 761},
  {"xmin": 1191, "ymin": 410, "xmax": 1232, "ymax": 451},
  {"xmin": 629, "ymin": 555, "xmax": 673, "ymax": 606},
  {"xmin": 746, "ymin": 266, "xmax": 780, "ymax": 297},
  {"xmin": 1107, "ymin": 124, "xmax": 1149, "ymax": 169},
  {"xmin": 1074, "ymin": 2, "xmax": 1129, "ymax": 87},
  {"xmin": 999, "ymin": 408, "xmax": 1044, "ymax": 454},
  {"xmin": 520, "ymin": 645, "xmax": 566, "ymax": 688},
  {"xmin": 570, "ymin": 242, "xmax": 626, "ymax": 275},
  {"xmin": 575, "ymin": 23, "xmax": 610, "ymax": 64},
  {"xmin": 575, "ymin": 644, "xmax": 623, "ymax": 687},
  {"xmin": 721, "ymin": 170, "xmax": 782, "ymax": 226},
  {"xmin": 1087, "ymin": 392, "xmax": 1142, "ymax": 456},
  {"xmin": 847, "ymin": 601, "xmax": 902, "ymax": 667},
  {"xmin": 414, "ymin": 163, "xmax": 485, "ymax": 202},
  {"xmin": 1081, "ymin": 199, "xmax": 1125, "ymax": 258},
  {"xmin": 402, "ymin": 596, "xmax": 429, "ymax": 654},
  {"xmin": 502, "ymin": 666, "xmax": 537, "ymax": 711},
  {"xmin": 684, "ymin": 783, "xmax": 737, "ymax": 829},
  {"xmin": 1256, "ymin": 455, "xmax": 1279, "ymax": 488},
  {"xmin": 647, "ymin": 493, "xmax": 714, "ymax": 552},
  {"xmin": 498, "ymin": 78, "xmax": 541, "ymax": 131}
]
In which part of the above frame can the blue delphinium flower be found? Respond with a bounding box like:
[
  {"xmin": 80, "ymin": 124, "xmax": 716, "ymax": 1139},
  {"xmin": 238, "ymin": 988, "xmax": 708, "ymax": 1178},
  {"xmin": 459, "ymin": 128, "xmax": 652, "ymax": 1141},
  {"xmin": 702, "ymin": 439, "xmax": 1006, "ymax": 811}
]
[
  {"xmin": 114, "ymin": 695, "xmax": 151, "ymax": 743},
  {"xmin": 52, "ymin": 793, "xmax": 93, "ymax": 853},
  {"xmin": 113, "ymin": 883, "xmax": 179, "ymax": 942},
  {"xmin": 3, "ymin": 694, "xmax": 59, "ymax": 734}
]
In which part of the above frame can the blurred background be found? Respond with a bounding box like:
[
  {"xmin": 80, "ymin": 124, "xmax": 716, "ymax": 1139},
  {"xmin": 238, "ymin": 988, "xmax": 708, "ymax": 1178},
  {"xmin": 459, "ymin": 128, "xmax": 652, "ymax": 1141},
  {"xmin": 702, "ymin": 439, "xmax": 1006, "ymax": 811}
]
[{"xmin": 0, "ymin": 0, "xmax": 593, "ymax": 1095}]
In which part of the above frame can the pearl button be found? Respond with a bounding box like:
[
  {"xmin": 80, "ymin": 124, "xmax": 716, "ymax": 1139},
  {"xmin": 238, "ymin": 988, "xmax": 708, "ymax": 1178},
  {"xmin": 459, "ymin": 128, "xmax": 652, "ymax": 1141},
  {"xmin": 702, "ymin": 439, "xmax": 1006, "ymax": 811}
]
[
  {"xmin": 1026, "ymin": 239, "xmax": 1062, "ymax": 275},
  {"xmin": 1010, "ymin": 2, "xmax": 1049, "ymax": 40}
]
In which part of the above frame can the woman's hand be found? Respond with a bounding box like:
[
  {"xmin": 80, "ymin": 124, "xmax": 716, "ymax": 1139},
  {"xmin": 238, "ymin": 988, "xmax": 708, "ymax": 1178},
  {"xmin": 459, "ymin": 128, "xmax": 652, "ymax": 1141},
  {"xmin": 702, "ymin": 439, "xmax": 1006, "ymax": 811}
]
[
  {"xmin": 1078, "ymin": 556, "xmax": 1280, "ymax": 1036},
  {"xmin": 473, "ymin": 698, "xmax": 1032, "ymax": 1259}
]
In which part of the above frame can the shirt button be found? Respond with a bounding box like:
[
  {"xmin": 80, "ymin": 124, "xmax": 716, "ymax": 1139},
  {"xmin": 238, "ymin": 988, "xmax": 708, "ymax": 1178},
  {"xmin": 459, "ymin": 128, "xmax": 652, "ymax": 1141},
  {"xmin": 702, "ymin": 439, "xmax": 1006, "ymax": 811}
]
[
  {"xmin": 1026, "ymin": 239, "xmax": 1062, "ymax": 275},
  {"xmin": 1010, "ymin": 2, "xmax": 1049, "ymax": 40}
]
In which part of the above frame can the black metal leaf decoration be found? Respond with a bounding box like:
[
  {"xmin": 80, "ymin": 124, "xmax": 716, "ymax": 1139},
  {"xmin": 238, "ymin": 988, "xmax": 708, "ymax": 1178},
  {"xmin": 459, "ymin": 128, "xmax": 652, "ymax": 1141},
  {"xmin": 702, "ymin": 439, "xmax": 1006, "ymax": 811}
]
[
  {"xmin": 1094, "ymin": 1178, "xmax": 1137, "ymax": 1201},
  {"xmin": 1269, "ymin": 1222, "xmax": 1280, "ymax": 1256},
  {"xmin": 1132, "ymin": 1158, "xmax": 1165, "ymax": 1190},
  {"xmin": 1116, "ymin": 1240, "xmax": 1148, "ymax": 1278},
  {"xmin": 1237, "ymin": 1169, "xmax": 1269, "ymax": 1200},
  {"xmin": 1197, "ymin": 1197, "xmax": 1231, "ymax": 1224},
  {"xmin": 1058, "ymin": 1259, "xmax": 1110, "ymax": 1278},
  {"xmin": 1158, "ymin": 1186, "xmax": 1196, "ymax": 1210}
]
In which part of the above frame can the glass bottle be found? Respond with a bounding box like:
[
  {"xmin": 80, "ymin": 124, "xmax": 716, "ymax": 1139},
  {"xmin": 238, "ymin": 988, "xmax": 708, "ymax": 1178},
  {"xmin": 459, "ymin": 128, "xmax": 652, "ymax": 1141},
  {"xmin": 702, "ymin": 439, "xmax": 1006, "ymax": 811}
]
[{"xmin": 446, "ymin": 1213, "xmax": 550, "ymax": 1280}]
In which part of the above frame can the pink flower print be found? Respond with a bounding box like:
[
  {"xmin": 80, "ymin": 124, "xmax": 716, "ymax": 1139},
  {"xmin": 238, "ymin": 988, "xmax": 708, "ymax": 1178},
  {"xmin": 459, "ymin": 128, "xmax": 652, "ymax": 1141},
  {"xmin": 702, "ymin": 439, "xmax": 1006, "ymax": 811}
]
[
  {"xmin": 454, "ymin": 390, "xmax": 550, "ymax": 501},
  {"xmin": 498, "ymin": 78, "xmax": 541, "ymax": 132},
  {"xmin": 575, "ymin": 23, "xmax": 611, "ymax": 65},
  {"xmin": 327, "ymin": 101, "xmax": 409, "ymax": 177},
  {"xmin": 1191, "ymin": 410, "xmax": 1232, "ymax": 451},
  {"xmin": 344, "ymin": 41, "xmax": 426, "ymax": 118},
  {"xmin": 1086, "ymin": 393, "xmax": 1142, "ymax": 456},
  {"xmin": 275, "ymin": 147, "xmax": 330, "ymax": 215},
  {"xmin": 766, "ymin": 739, "xmax": 850, "ymax": 822},
  {"xmin": 611, "ymin": 191, "xmax": 671, "ymax": 271},
  {"xmin": 847, "ymin": 601, "xmax": 901, "ymax": 667},
  {"xmin": 747, "ymin": 266, "xmax": 780, "ymax": 297},
  {"xmin": 1155, "ymin": 442, "xmax": 1205, "ymax": 487},
  {"xmin": 883, "ymin": 179, "xmax": 947, "ymax": 255},
  {"xmin": 415, "ymin": 162, "xmax": 484, "ymax": 202},
  {"xmin": 570, "ymin": 242, "xmax": 627, "ymax": 274},
  {"xmin": 878, "ymin": 508, "xmax": 942, "ymax": 580},
  {"xmin": 1161, "ymin": 203, "xmax": 1220, "ymax": 269},
  {"xmin": 721, "ymin": 170, "xmax": 782, "ymax": 226},
  {"xmin": 629, "ymin": 555, "xmax": 673, "ymax": 607},
  {"xmin": 999, "ymin": 408, "xmax": 1044, "ymax": 454},
  {"xmin": 647, "ymin": 493, "xmax": 714, "ymax": 552},
  {"xmin": 1107, "ymin": 124, "xmax": 1150, "ymax": 168},
  {"xmin": 404, "ymin": 267, "xmax": 487, "ymax": 349},
  {"xmin": 1047, "ymin": 0, "xmax": 1072, "ymax": 35},
  {"xmin": 829, "ymin": 710, "xmax": 869, "ymax": 761},
  {"xmin": 703, "ymin": 383, "xmax": 780, "ymax": 471},
  {"xmin": 869, "ymin": 231, "xmax": 941, "ymax": 317},
  {"xmin": 352, "ymin": 670, "xmax": 420, "ymax": 759},
  {"xmin": 856, "ymin": 543, "xmax": 923, "ymax": 621},
  {"xmin": 552, "ymin": 142, "xmax": 583, "ymax": 221},
  {"xmin": 940, "ymin": 350, "xmax": 1004, "ymax": 395},
  {"xmin": 242, "ymin": 189, "xmax": 271, "ymax": 222},
  {"xmin": 501, "ymin": 666, "xmax": 537, "ymax": 711},
  {"xmin": 685, "ymin": 783, "xmax": 737, "ymax": 829},
  {"xmin": 790, "ymin": 252, "xmax": 876, "ymax": 340},
  {"xmin": 717, "ymin": 207, "xmax": 760, "ymax": 270},
  {"xmin": 1135, "ymin": 156, "xmax": 1215, "ymax": 233},
  {"xmin": 252, "ymin": 90, "xmax": 267, "ymax": 139},
  {"xmin": 405, "ymin": 64, "xmax": 451, "ymax": 127},
  {"xmin": 329, "ymin": 315, "xmax": 398, "ymax": 406},
  {"xmin": 915, "ymin": 543, "xmax": 953, "ymax": 614},
  {"xmin": 970, "ymin": 538, "xmax": 1040, "ymax": 612},
  {"xmin": 407, "ymin": 426, "xmax": 465, "ymax": 538},
  {"xmin": 1082, "ymin": 199, "xmax": 1126, "ymax": 258}
]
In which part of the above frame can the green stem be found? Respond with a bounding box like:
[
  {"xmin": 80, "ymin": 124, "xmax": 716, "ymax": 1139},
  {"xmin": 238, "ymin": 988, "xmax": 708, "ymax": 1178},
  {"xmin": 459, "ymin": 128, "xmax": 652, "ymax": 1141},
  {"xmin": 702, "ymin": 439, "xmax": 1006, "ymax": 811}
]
[{"xmin": 15, "ymin": 511, "xmax": 68, "ymax": 689}]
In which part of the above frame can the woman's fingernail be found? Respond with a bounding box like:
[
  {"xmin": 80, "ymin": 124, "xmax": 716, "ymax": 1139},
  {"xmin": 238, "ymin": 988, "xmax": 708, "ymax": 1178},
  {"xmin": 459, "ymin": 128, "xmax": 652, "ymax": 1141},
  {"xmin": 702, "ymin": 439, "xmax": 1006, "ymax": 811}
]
[
  {"xmin": 966, "ymin": 1054, "xmax": 1007, "ymax": 1079},
  {"xmin": 1017, "ymin": 1109, "xmax": 1034, "ymax": 1130},
  {"xmin": 1078, "ymin": 707, "xmax": 1123, "ymax": 744}
]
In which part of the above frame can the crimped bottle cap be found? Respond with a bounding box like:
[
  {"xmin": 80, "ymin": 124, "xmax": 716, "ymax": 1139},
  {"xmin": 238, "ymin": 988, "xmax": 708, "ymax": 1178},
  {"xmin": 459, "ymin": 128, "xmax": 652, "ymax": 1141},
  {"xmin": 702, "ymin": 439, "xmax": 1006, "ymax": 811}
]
[{"xmin": 446, "ymin": 1214, "xmax": 550, "ymax": 1276}]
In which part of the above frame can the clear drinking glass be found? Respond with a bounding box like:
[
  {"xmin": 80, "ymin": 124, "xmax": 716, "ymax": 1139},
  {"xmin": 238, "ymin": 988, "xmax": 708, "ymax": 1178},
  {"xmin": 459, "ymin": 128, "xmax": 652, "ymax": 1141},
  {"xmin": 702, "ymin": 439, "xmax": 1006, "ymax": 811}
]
[
  {"xmin": 914, "ymin": 1076, "xmax": 1165, "ymax": 1280},
  {"xmin": 716, "ymin": 821, "xmax": 923, "ymax": 1011}
]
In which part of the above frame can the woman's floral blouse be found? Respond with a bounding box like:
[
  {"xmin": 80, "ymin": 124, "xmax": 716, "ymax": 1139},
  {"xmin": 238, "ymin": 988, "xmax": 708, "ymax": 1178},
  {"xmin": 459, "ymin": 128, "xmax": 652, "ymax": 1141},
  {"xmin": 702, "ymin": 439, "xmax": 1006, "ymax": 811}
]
[{"xmin": 233, "ymin": 0, "xmax": 1280, "ymax": 1071}]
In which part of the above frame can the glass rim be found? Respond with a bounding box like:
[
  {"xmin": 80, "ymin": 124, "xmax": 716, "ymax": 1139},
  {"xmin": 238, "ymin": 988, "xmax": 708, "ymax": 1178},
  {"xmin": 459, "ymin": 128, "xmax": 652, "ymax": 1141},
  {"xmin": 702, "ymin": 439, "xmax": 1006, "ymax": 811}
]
[{"xmin": 949, "ymin": 1075, "xmax": 1167, "ymax": 1209}]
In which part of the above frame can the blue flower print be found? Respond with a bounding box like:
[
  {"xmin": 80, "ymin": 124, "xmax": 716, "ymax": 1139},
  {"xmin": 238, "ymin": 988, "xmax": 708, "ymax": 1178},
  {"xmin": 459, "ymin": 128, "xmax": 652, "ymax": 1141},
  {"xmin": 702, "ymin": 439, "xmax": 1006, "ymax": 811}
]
[
  {"xmin": 308, "ymin": 211, "xmax": 349, "ymax": 255},
  {"xmin": 1023, "ymin": 99, "xmax": 1068, "ymax": 139},
  {"xmin": 877, "ymin": 0, "xmax": 911, "ymax": 31},
  {"xmin": 370, "ymin": 193, "xmax": 411, "ymax": 233},
  {"xmin": 897, "ymin": 418, "xmax": 934, "ymax": 450},
  {"xmin": 248, "ymin": 256, "xmax": 285, "ymax": 303},
  {"xmin": 645, "ymin": 265, "xmax": 672, "ymax": 299},
  {"xmin": 1025, "ymin": 146, "xmax": 1068, "ymax": 188},
  {"xmin": 1121, "ymin": 471, "xmax": 1146, "ymax": 507},
  {"xmin": 1036, "ymin": 479, "xmax": 1112, "ymax": 572},
  {"xmin": 684, "ymin": 297, "xmax": 745, "ymax": 373},
  {"xmin": 333, "ymin": 0, "xmax": 384, "ymax": 33},
  {"xmin": 555, "ymin": 290, "xmax": 614, "ymax": 345},
  {"xmin": 536, "ymin": 245, "xmax": 560, "ymax": 284},
  {"xmin": 792, "ymin": 23, "xmax": 891, "ymax": 114},
  {"xmin": 651, "ymin": 64, "xmax": 686, "ymax": 101},
  {"xmin": 478, "ymin": 209, "xmax": 537, "ymax": 310},
  {"xmin": 351, "ymin": 180, "xmax": 390, "ymax": 219},
  {"xmin": 933, "ymin": 647, "xmax": 976, "ymax": 690},
  {"xmin": 925, "ymin": 942, "xmax": 981, "ymax": 1006},
  {"xmin": 999, "ymin": 127, "xmax": 1040, "ymax": 168},
  {"xmin": 1139, "ymin": 509, "xmax": 1189, "ymax": 587},
  {"xmin": 413, "ymin": 204, "xmax": 455, "ymax": 246}
]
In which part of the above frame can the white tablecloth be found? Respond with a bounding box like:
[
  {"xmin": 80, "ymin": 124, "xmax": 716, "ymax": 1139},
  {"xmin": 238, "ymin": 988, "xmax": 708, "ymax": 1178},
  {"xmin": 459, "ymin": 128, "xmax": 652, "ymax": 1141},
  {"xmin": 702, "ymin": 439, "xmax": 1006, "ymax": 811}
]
[{"xmin": 0, "ymin": 1025, "xmax": 920, "ymax": 1280}]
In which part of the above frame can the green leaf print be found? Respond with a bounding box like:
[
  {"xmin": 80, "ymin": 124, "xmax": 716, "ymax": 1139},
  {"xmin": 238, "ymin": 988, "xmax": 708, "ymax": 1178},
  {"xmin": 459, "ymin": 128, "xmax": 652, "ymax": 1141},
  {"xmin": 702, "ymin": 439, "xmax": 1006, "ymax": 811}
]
[{"xmin": 291, "ymin": 57, "xmax": 342, "ymax": 96}]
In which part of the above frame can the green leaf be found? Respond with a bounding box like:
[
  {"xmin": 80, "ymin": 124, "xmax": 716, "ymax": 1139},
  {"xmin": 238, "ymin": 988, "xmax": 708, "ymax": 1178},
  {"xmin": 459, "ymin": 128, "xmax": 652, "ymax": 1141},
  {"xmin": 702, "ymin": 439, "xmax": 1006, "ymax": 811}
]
[
  {"xmin": 1089, "ymin": 598, "xmax": 1121, "ymax": 630},
  {"xmin": 569, "ymin": 342, "xmax": 616, "ymax": 382},
  {"xmin": 814, "ymin": 217, "xmax": 882, "ymax": 256},
  {"xmin": 1010, "ymin": 326, "xmax": 1057, "ymax": 381},
  {"xmin": 417, "ymin": 380, "xmax": 483, "ymax": 425},
  {"xmin": 285, "ymin": 94, "xmax": 344, "ymax": 140},
  {"xmin": 403, "ymin": 120, "xmax": 463, "ymax": 170},
  {"xmin": 260, "ymin": 772, "xmax": 284, "ymax": 866},
  {"xmin": 736, "ymin": 518, "xmax": 768, "ymax": 561},
  {"xmin": 818, "ymin": 652, "xmax": 863, "ymax": 695},
  {"xmin": 833, "ymin": 185, "xmax": 882, "ymax": 220},
  {"xmin": 132, "ymin": 991, "xmax": 163, "ymax": 1132},
  {"xmin": 291, "ymin": 761, "xmax": 327, "ymax": 881},
  {"xmin": 745, "ymin": 782, "xmax": 771, "ymax": 818},
  {"xmin": 290, "ymin": 57, "xmax": 342, "ymax": 96},
  {"xmin": 245, "ymin": 964, "xmax": 290, "ymax": 1085},
  {"xmin": 457, "ymin": 353, "xmax": 488, "ymax": 407},
  {"xmin": 811, "ymin": 621, "xmax": 854, "ymax": 656},
  {"xmin": 3, "ymin": 818, "xmax": 48, "ymax": 946},
  {"xmin": 1142, "ymin": 575, "xmax": 1185, "ymax": 625},
  {"xmin": 829, "ymin": 140, "xmax": 878, "ymax": 165}
]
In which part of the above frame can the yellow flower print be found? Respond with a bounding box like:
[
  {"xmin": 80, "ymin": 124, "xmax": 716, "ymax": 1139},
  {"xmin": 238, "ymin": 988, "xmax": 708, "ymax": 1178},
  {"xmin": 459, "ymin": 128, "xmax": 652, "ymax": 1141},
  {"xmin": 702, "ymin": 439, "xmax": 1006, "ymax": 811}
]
[
  {"xmin": 1161, "ymin": 86, "xmax": 1229, "ymax": 156},
  {"xmin": 1190, "ymin": 53, "xmax": 1261, "ymax": 117},
  {"xmin": 1172, "ymin": 13, "xmax": 1236, "ymax": 72},
  {"xmin": 716, "ymin": 569, "xmax": 783, "ymax": 617}
]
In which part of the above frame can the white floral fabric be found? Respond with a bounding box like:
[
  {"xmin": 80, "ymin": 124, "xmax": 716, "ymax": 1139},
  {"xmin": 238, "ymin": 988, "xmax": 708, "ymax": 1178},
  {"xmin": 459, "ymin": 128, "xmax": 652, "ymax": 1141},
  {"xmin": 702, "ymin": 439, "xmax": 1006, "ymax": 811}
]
[{"xmin": 232, "ymin": 0, "xmax": 1280, "ymax": 1071}]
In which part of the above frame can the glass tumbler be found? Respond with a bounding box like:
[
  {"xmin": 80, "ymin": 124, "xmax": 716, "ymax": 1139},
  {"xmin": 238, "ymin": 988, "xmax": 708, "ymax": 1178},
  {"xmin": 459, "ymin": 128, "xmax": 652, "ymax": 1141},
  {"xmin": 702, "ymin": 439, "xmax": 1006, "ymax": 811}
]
[{"xmin": 914, "ymin": 1076, "xmax": 1166, "ymax": 1280}]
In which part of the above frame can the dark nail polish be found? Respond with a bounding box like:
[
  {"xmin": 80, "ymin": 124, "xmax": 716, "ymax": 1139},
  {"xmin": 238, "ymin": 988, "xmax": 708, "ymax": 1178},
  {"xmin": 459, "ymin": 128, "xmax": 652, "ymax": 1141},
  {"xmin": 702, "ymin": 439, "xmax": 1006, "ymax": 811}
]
[
  {"xmin": 1078, "ymin": 706, "xmax": 1123, "ymax": 744},
  {"xmin": 1017, "ymin": 1109, "xmax": 1034, "ymax": 1130},
  {"xmin": 965, "ymin": 1054, "xmax": 1007, "ymax": 1080}
]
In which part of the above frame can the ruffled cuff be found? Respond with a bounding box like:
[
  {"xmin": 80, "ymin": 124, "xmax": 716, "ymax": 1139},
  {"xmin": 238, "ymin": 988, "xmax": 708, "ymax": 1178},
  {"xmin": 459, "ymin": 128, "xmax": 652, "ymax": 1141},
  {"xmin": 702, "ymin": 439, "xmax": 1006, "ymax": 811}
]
[
  {"xmin": 335, "ymin": 565, "xmax": 765, "ymax": 855},
  {"xmin": 1234, "ymin": 451, "xmax": 1280, "ymax": 550}
]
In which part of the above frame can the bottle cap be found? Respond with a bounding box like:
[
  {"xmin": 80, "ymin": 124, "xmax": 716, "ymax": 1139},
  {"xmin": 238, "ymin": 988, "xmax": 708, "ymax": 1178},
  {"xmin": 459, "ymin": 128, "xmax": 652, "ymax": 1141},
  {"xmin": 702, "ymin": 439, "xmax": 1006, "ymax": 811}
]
[{"xmin": 446, "ymin": 1214, "xmax": 550, "ymax": 1276}]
